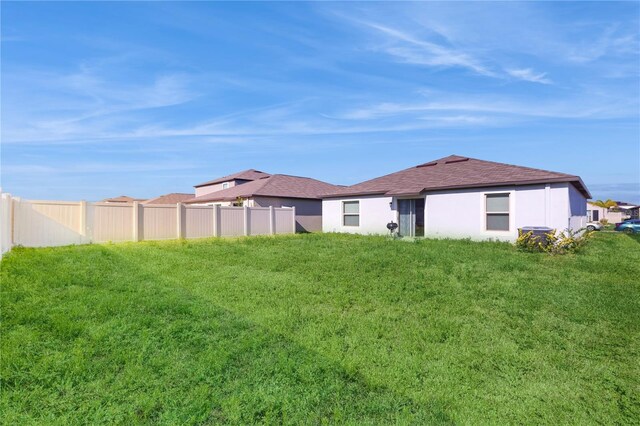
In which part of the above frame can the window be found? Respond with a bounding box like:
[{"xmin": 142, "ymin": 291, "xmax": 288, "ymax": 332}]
[
  {"xmin": 222, "ymin": 182, "xmax": 229, "ymax": 189},
  {"xmin": 486, "ymin": 193, "xmax": 509, "ymax": 231},
  {"xmin": 343, "ymin": 201, "xmax": 360, "ymax": 226}
]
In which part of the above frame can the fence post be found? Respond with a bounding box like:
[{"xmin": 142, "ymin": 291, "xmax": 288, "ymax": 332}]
[
  {"xmin": 291, "ymin": 206, "xmax": 296, "ymax": 234},
  {"xmin": 9, "ymin": 193, "xmax": 15, "ymax": 249},
  {"xmin": 269, "ymin": 206, "xmax": 275, "ymax": 235},
  {"xmin": 0, "ymin": 192, "xmax": 12, "ymax": 254},
  {"xmin": 11, "ymin": 197, "xmax": 20, "ymax": 246},
  {"xmin": 79, "ymin": 200, "xmax": 88, "ymax": 243},
  {"xmin": 177, "ymin": 203, "xmax": 184, "ymax": 239},
  {"xmin": 132, "ymin": 201, "xmax": 141, "ymax": 242},
  {"xmin": 213, "ymin": 205, "xmax": 220, "ymax": 237},
  {"xmin": 243, "ymin": 205, "xmax": 250, "ymax": 236}
]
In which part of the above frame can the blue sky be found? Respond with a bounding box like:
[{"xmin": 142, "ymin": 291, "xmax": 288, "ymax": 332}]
[{"xmin": 2, "ymin": 1, "xmax": 639, "ymax": 203}]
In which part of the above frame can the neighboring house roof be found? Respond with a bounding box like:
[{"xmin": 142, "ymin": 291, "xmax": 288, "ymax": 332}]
[
  {"xmin": 615, "ymin": 201, "xmax": 639, "ymax": 207},
  {"xmin": 185, "ymin": 174, "xmax": 341, "ymax": 203},
  {"xmin": 194, "ymin": 169, "xmax": 271, "ymax": 188},
  {"xmin": 142, "ymin": 193, "xmax": 195, "ymax": 205},
  {"xmin": 102, "ymin": 195, "xmax": 147, "ymax": 203},
  {"xmin": 322, "ymin": 155, "xmax": 591, "ymax": 198}
]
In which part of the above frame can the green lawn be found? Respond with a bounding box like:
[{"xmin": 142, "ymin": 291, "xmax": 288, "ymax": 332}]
[{"xmin": 2, "ymin": 232, "xmax": 639, "ymax": 424}]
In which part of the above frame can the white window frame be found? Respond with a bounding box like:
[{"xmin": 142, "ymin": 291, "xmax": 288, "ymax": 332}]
[
  {"xmin": 485, "ymin": 193, "xmax": 510, "ymax": 232},
  {"xmin": 222, "ymin": 182, "xmax": 229, "ymax": 189},
  {"xmin": 342, "ymin": 200, "xmax": 360, "ymax": 227}
]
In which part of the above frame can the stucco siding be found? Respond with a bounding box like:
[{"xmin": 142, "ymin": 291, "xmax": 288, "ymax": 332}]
[
  {"xmin": 195, "ymin": 179, "xmax": 248, "ymax": 197},
  {"xmin": 514, "ymin": 184, "xmax": 546, "ymax": 229},
  {"xmin": 323, "ymin": 183, "xmax": 580, "ymax": 242},
  {"xmin": 252, "ymin": 196, "xmax": 322, "ymax": 232},
  {"xmin": 322, "ymin": 196, "xmax": 394, "ymax": 234},
  {"xmin": 586, "ymin": 202, "xmax": 626, "ymax": 224},
  {"xmin": 568, "ymin": 184, "xmax": 587, "ymax": 231},
  {"xmin": 425, "ymin": 187, "xmax": 516, "ymax": 241},
  {"xmin": 548, "ymin": 183, "xmax": 570, "ymax": 231}
]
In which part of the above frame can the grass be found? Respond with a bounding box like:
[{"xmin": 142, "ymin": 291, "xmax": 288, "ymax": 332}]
[{"xmin": 1, "ymin": 232, "xmax": 639, "ymax": 424}]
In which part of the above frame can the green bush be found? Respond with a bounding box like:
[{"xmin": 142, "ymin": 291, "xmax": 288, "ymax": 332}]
[{"xmin": 516, "ymin": 228, "xmax": 593, "ymax": 254}]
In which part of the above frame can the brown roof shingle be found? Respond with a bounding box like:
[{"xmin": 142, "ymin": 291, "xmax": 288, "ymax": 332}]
[
  {"xmin": 142, "ymin": 193, "xmax": 195, "ymax": 205},
  {"xmin": 185, "ymin": 174, "xmax": 342, "ymax": 203},
  {"xmin": 322, "ymin": 155, "xmax": 591, "ymax": 198},
  {"xmin": 194, "ymin": 169, "xmax": 271, "ymax": 188},
  {"xmin": 101, "ymin": 195, "xmax": 147, "ymax": 203}
]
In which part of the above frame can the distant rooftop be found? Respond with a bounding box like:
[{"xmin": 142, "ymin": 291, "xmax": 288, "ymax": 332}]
[
  {"xmin": 101, "ymin": 195, "xmax": 147, "ymax": 203},
  {"xmin": 194, "ymin": 169, "xmax": 271, "ymax": 188},
  {"xmin": 186, "ymin": 174, "xmax": 341, "ymax": 203},
  {"xmin": 142, "ymin": 193, "xmax": 195, "ymax": 205}
]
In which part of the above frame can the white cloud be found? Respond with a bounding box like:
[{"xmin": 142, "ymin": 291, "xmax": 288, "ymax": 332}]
[
  {"xmin": 351, "ymin": 19, "xmax": 496, "ymax": 77},
  {"xmin": 2, "ymin": 162, "xmax": 198, "ymax": 175},
  {"xmin": 2, "ymin": 63, "xmax": 199, "ymax": 144},
  {"xmin": 337, "ymin": 92, "xmax": 637, "ymax": 121},
  {"xmin": 506, "ymin": 68, "xmax": 552, "ymax": 84},
  {"xmin": 568, "ymin": 27, "xmax": 640, "ymax": 63}
]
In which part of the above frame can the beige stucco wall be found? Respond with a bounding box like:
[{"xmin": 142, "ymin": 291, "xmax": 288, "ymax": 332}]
[
  {"xmin": 195, "ymin": 179, "xmax": 251, "ymax": 197},
  {"xmin": 252, "ymin": 196, "xmax": 322, "ymax": 232},
  {"xmin": 322, "ymin": 183, "xmax": 585, "ymax": 242},
  {"xmin": 587, "ymin": 203, "xmax": 626, "ymax": 223}
]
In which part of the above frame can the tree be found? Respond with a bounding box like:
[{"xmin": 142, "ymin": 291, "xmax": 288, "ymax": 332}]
[{"xmin": 591, "ymin": 199, "xmax": 618, "ymax": 209}]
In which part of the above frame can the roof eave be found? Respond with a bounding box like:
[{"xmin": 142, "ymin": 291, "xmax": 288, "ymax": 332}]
[
  {"xmin": 252, "ymin": 193, "xmax": 322, "ymax": 200},
  {"xmin": 322, "ymin": 178, "xmax": 591, "ymax": 199},
  {"xmin": 185, "ymin": 194, "xmax": 254, "ymax": 204},
  {"xmin": 572, "ymin": 176, "xmax": 592, "ymax": 199},
  {"xmin": 418, "ymin": 177, "xmax": 591, "ymax": 198},
  {"xmin": 321, "ymin": 190, "xmax": 388, "ymax": 199}
]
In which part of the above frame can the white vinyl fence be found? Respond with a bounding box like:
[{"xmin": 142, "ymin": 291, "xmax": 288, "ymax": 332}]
[{"xmin": 0, "ymin": 191, "xmax": 295, "ymax": 255}]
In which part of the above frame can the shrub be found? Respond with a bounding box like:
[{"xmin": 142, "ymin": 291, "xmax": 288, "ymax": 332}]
[
  {"xmin": 516, "ymin": 228, "xmax": 593, "ymax": 255},
  {"xmin": 599, "ymin": 218, "xmax": 609, "ymax": 225}
]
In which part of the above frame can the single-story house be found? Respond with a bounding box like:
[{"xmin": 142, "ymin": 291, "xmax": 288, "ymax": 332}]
[
  {"xmin": 321, "ymin": 155, "xmax": 591, "ymax": 241},
  {"xmin": 587, "ymin": 201, "xmax": 639, "ymax": 223},
  {"xmin": 142, "ymin": 193, "xmax": 194, "ymax": 205},
  {"xmin": 615, "ymin": 202, "xmax": 639, "ymax": 220},
  {"xmin": 587, "ymin": 202, "xmax": 623, "ymax": 223},
  {"xmin": 186, "ymin": 173, "xmax": 342, "ymax": 232},
  {"xmin": 101, "ymin": 195, "xmax": 147, "ymax": 204}
]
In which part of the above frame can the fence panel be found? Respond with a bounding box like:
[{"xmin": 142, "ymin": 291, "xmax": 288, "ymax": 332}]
[
  {"xmin": 219, "ymin": 207, "xmax": 244, "ymax": 237},
  {"xmin": 249, "ymin": 207, "xmax": 271, "ymax": 235},
  {"xmin": 274, "ymin": 207, "xmax": 293, "ymax": 234},
  {"xmin": 91, "ymin": 203, "xmax": 134, "ymax": 242},
  {"xmin": 142, "ymin": 204, "xmax": 177, "ymax": 240},
  {"xmin": 185, "ymin": 206, "xmax": 213, "ymax": 239},
  {"xmin": 14, "ymin": 200, "xmax": 83, "ymax": 247},
  {"xmin": 0, "ymin": 196, "xmax": 295, "ymax": 253},
  {"xmin": 0, "ymin": 192, "xmax": 13, "ymax": 255}
]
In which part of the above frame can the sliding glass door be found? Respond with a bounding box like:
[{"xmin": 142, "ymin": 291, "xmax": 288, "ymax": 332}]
[
  {"xmin": 398, "ymin": 198, "xmax": 425, "ymax": 237},
  {"xmin": 398, "ymin": 199, "xmax": 412, "ymax": 237}
]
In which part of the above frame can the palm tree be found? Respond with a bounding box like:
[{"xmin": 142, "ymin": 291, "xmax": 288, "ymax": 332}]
[{"xmin": 591, "ymin": 199, "xmax": 618, "ymax": 209}]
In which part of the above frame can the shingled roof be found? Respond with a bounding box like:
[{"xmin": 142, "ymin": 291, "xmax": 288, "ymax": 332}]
[
  {"xmin": 142, "ymin": 193, "xmax": 195, "ymax": 205},
  {"xmin": 322, "ymin": 155, "xmax": 591, "ymax": 198},
  {"xmin": 186, "ymin": 174, "xmax": 341, "ymax": 203},
  {"xmin": 101, "ymin": 195, "xmax": 147, "ymax": 203},
  {"xmin": 194, "ymin": 169, "xmax": 271, "ymax": 188}
]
